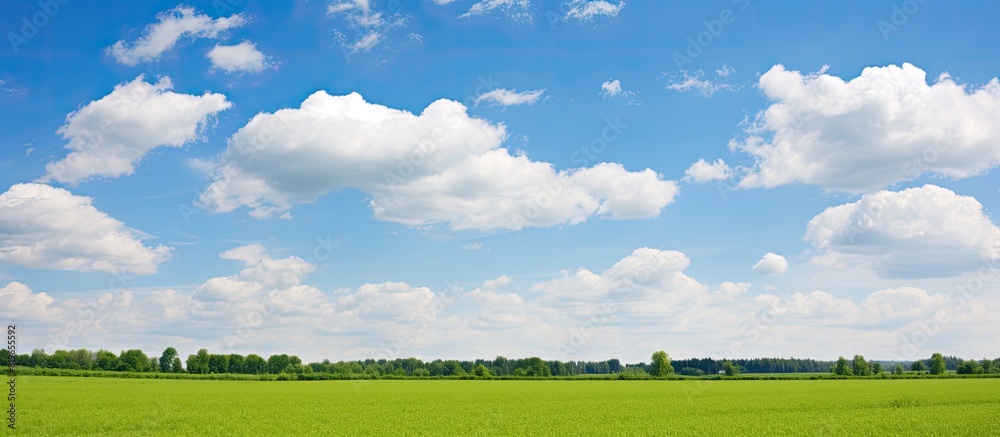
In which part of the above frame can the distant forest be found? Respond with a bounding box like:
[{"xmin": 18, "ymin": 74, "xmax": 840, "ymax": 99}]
[{"xmin": 6, "ymin": 347, "xmax": 999, "ymax": 378}]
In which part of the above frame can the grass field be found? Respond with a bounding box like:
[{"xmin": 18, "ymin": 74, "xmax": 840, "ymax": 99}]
[{"xmin": 15, "ymin": 376, "xmax": 1000, "ymax": 435}]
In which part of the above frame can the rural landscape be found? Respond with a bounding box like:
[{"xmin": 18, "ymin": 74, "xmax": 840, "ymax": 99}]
[{"xmin": 4, "ymin": 0, "xmax": 1000, "ymax": 434}]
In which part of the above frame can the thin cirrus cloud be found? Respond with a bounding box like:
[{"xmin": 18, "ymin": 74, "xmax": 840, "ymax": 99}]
[
  {"xmin": 733, "ymin": 63, "xmax": 1000, "ymax": 193},
  {"xmin": 805, "ymin": 184, "xmax": 1000, "ymax": 279},
  {"xmin": 195, "ymin": 91, "xmax": 678, "ymax": 230},
  {"xmin": 458, "ymin": 0, "xmax": 533, "ymax": 24},
  {"xmin": 107, "ymin": 6, "xmax": 247, "ymax": 66},
  {"xmin": 564, "ymin": 0, "xmax": 626, "ymax": 22},
  {"xmin": 327, "ymin": 0, "xmax": 413, "ymax": 55},
  {"xmin": 40, "ymin": 75, "xmax": 231, "ymax": 185},
  {"xmin": 0, "ymin": 184, "xmax": 173, "ymax": 275},
  {"xmin": 474, "ymin": 88, "xmax": 545, "ymax": 106},
  {"xmin": 207, "ymin": 41, "xmax": 273, "ymax": 73}
]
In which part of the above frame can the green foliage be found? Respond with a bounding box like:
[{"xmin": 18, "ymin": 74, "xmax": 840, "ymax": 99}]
[
  {"xmin": 957, "ymin": 359, "xmax": 983, "ymax": 375},
  {"xmin": 474, "ymin": 364, "xmax": 492, "ymax": 377},
  {"xmin": 852, "ymin": 355, "xmax": 871, "ymax": 376},
  {"xmin": 834, "ymin": 356, "xmax": 852, "ymax": 376},
  {"xmin": 650, "ymin": 350, "xmax": 674, "ymax": 377},
  {"xmin": 911, "ymin": 360, "xmax": 926, "ymax": 372},
  {"xmin": 721, "ymin": 359, "xmax": 740, "ymax": 376},
  {"xmin": 118, "ymin": 349, "xmax": 151, "ymax": 372},
  {"xmin": 929, "ymin": 353, "xmax": 947, "ymax": 375},
  {"xmin": 679, "ymin": 367, "xmax": 705, "ymax": 377},
  {"xmin": 159, "ymin": 347, "xmax": 178, "ymax": 372},
  {"xmin": 893, "ymin": 364, "xmax": 905, "ymax": 375}
]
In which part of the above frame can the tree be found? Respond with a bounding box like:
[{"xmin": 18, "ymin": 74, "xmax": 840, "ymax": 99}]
[
  {"xmin": 245, "ymin": 354, "xmax": 268, "ymax": 374},
  {"xmin": 722, "ymin": 359, "xmax": 740, "ymax": 376},
  {"xmin": 834, "ymin": 356, "xmax": 852, "ymax": 376},
  {"xmin": 208, "ymin": 354, "xmax": 230, "ymax": 374},
  {"xmin": 185, "ymin": 349, "xmax": 210, "ymax": 374},
  {"xmin": 679, "ymin": 367, "xmax": 705, "ymax": 377},
  {"xmin": 171, "ymin": 357, "xmax": 183, "ymax": 373},
  {"xmin": 159, "ymin": 347, "xmax": 178, "ymax": 372},
  {"xmin": 957, "ymin": 359, "xmax": 983, "ymax": 375},
  {"xmin": 929, "ymin": 353, "xmax": 947, "ymax": 375},
  {"xmin": 268, "ymin": 354, "xmax": 291, "ymax": 374},
  {"xmin": 118, "ymin": 349, "xmax": 150, "ymax": 372},
  {"xmin": 892, "ymin": 363, "xmax": 905, "ymax": 375},
  {"xmin": 911, "ymin": 360, "xmax": 926, "ymax": 372},
  {"xmin": 650, "ymin": 351, "xmax": 674, "ymax": 377},
  {"xmin": 95, "ymin": 350, "xmax": 120, "ymax": 370},
  {"xmin": 870, "ymin": 362, "xmax": 883, "ymax": 375},
  {"xmin": 474, "ymin": 364, "xmax": 492, "ymax": 377},
  {"xmin": 852, "ymin": 355, "xmax": 871, "ymax": 376}
]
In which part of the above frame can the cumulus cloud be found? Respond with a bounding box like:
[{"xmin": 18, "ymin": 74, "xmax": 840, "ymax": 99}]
[
  {"xmin": 565, "ymin": 0, "xmax": 625, "ymax": 21},
  {"xmin": 0, "ymin": 184, "xmax": 172, "ymax": 274},
  {"xmin": 196, "ymin": 91, "xmax": 678, "ymax": 230},
  {"xmin": 459, "ymin": 0, "xmax": 533, "ymax": 24},
  {"xmin": 108, "ymin": 6, "xmax": 246, "ymax": 66},
  {"xmin": 0, "ymin": 282, "xmax": 58, "ymax": 321},
  {"xmin": 5, "ymin": 245, "xmax": 998, "ymax": 362},
  {"xmin": 805, "ymin": 184, "xmax": 1000, "ymax": 279},
  {"xmin": 683, "ymin": 158, "xmax": 731, "ymax": 183},
  {"xmin": 207, "ymin": 41, "xmax": 272, "ymax": 73},
  {"xmin": 474, "ymin": 88, "xmax": 545, "ymax": 106},
  {"xmin": 733, "ymin": 63, "xmax": 1000, "ymax": 192},
  {"xmin": 600, "ymin": 79, "xmax": 623, "ymax": 97},
  {"xmin": 41, "ymin": 75, "xmax": 231, "ymax": 185},
  {"xmin": 752, "ymin": 253, "xmax": 788, "ymax": 275}
]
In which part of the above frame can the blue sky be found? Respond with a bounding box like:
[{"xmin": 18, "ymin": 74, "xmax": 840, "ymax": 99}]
[{"xmin": 1, "ymin": 0, "xmax": 999, "ymax": 363}]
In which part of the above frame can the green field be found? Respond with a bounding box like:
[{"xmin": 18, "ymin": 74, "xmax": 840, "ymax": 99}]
[{"xmin": 14, "ymin": 376, "xmax": 1000, "ymax": 435}]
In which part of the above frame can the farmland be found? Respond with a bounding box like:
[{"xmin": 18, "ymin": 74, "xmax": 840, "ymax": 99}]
[{"xmin": 16, "ymin": 376, "xmax": 1000, "ymax": 434}]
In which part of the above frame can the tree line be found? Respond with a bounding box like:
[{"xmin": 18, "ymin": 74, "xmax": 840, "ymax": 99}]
[{"xmin": 4, "ymin": 347, "xmax": 998, "ymax": 378}]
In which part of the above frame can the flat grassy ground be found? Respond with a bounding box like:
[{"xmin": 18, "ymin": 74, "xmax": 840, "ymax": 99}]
[{"xmin": 14, "ymin": 376, "xmax": 1000, "ymax": 435}]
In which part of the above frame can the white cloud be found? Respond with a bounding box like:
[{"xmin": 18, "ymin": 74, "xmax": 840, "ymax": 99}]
[
  {"xmin": 207, "ymin": 41, "xmax": 272, "ymax": 73},
  {"xmin": 565, "ymin": 0, "xmax": 625, "ymax": 22},
  {"xmin": 0, "ymin": 184, "xmax": 172, "ymax": 274},
  {"xmin": 328, "ymin": 0, "xmax": 412, "ymax": 55},
  {"xmin": 41, "ymin": 75, "xmax": 231, "ymax": 185},
  {"xmin": 664, "ymin": 69, "xmax": 736, "ymax": 97},
  {"xmin": 683, "ymin": 158, "xmax": 731, "ymax": 183},
  {"xmin": 459, "ymin": 0, "xmax": 533, "ymax": 24},
  {"xmin": 0, "ymin": 282, "xmax": 58, "ymax": 321},
  {"xmin": 197, "ymin": 91, "xmax": 678, "ymax": 230},
  {"xmin": 5, "ymin": 245, "xmax": 998, "ymax": 362},
  {"xmin": 194, "ymin": 244, "xmax": 315, "ymax": 301},
  {"xmin": 463, "ymin": 242, "xmax": 485, "ymax": 251},
  {"xmin": 108, "ymin": 6, "xmax": 247, "ymax": 66},
  {"xmin": 600, "ymin": 79, "xmax": 622, "ymax": 97},
  {"xmin": 752, "ymin": 253, "xmax": 788, "ymax": 275},
  {"xmin": 733, "ymin": 63, "xmax": 1000, "ymax": 193},
  {"xmin": 806, "ymin": 184, "xmax": 1000, "ymax": 279},
  {"xmin": 474, "ymin": 88, "xmax": 545, "ymax": 106}
]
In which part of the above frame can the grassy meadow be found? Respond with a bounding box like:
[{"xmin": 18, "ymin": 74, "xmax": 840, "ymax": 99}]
[{"xmin": 13, "ymin": 376, "xmax": 1000, "ymax": 435}]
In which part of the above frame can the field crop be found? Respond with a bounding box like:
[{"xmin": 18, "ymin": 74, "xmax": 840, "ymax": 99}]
[{"xmin": 14, "ymin": 376, "xmax": 1000, "ymax": 435}]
